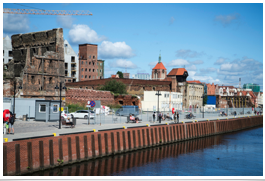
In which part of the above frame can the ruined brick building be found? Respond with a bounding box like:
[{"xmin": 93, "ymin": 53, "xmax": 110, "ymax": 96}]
[
  {"xmin": 151, "ymin": 53, "xmax": 167, "ymax": 80},
  {"xmin": 3, "ymin": 28, "xmax": 66, "ymax": 101}
]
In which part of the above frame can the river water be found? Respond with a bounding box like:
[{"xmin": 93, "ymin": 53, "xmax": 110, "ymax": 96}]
[{"xmin": 29, "ymin": 126, "xmax": 263, "ymax": 176}]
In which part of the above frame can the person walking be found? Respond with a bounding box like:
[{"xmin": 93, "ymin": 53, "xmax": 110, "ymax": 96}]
[
  {"xmin": 177, "ymin": 112, "xmax": 179, "ymax": 123},
  {"xmin": 8, "ymin": 113, "xmax": 15, "ymax": 134},
  {"xmin": 153, "ymin": 112, "xmax": 156, "ymax": 123},
  {"xmin": 3, "ymin": 109, "xmax": 10, "ymax": 135},
  {"xmin": 173, "ymin": 112, "xmax": 177, "ymax": 123},
  {"xmin": 158, "ymin": 112, "xmax": 162, "ymax": 123}
]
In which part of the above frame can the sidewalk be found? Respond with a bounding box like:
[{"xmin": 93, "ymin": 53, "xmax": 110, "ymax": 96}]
[{"xmin": 3, "ymin": 114, "xmax": 257, "ymax": 142}]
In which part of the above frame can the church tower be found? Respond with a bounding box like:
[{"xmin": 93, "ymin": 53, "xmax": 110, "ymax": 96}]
[{"xmin": 152, "ymin": 52, "xmax": 167, "ymax": 80}]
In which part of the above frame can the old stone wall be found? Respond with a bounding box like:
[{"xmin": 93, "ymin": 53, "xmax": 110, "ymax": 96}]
[
  {"xmin": 3, "ymin": 28, "xmax": 65, "ymax": 101},
  {"xmin": 66, "ymin": 88, "xmax": 115, "ymax": 106},
  {"xmin": 114, "ymin": 95, "xmax": 141, "ymax": 108}
]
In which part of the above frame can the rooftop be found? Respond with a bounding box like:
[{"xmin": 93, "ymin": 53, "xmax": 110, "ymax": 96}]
[
  {"xmin": 167, "ymin": 68, "xmax": 187, "ymax": 76},
  {"xmin": 152, "ymin": 62, "xmax": 167, "ymax": 70}
]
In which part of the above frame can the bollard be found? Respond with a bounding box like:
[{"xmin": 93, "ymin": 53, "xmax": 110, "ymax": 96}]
[
  {"xmin": 146, "ymin": 124, "xmax": 149, "ymax": 127},
  {"xmin": 207, "ymin": 119, "xmax": 209, "ymax": 121},
  {"xmin": 123, "ymin": 126, "xmax": 126, "ymax": 129},
  {"xmin": 195, "ymin": 120, "xmax": 197, "ymax": 122},
  {"xmin": 3, "ymin": 138, "xmax": 8, "ymax": 142},
  {"xmin": 93, "ymin": 129, "xmax": 96, "ymax": 132},
  {"xmin": 182, "ymin": 121, "xmax": 184, "ymax": 123},
  {"xmin": 53, "ymin": 133, "xmax": 56, "ymax": 137}
]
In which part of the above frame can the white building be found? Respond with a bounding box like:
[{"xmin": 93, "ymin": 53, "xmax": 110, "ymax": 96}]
[
  {"xmin": 132, "ymin": 73, "xmax": 150, "ymax": 80},
  {"xmin": 141, "ymin": 91, "xmax": 182, "ymax": 112},
  {"xmin": 64, "ymin": 39, "xmax": 79, "ymax": 82},
  {"xmin": 3, "ymin": 36, "xmax": 13, "ymax": 64}
]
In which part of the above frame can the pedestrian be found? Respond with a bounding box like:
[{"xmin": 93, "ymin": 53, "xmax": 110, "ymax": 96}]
[
  {"xmin": 8, "ymin": 113, "xmax": 15, "ymax": 134},
  {"xmin": 158, "ymin": 112, "xmax": 162, "ymax": 123},
  {"xmin": 153, "ymin": 112, "xmax": 156, "ymax": 123},
  {"xmin": 254, "ymin": 110, "xmax": 257, "ymax": 115},
  {"xmin": 173, "ymin": 112, "xmax": 177, "ymax": 123},
  {"xmin": 177, "ymin": 112, "xmax": 179, "ymax": 123},
  {"xmin": 3, "ymin": 109, "xmax": 10, "ymax": 135}
]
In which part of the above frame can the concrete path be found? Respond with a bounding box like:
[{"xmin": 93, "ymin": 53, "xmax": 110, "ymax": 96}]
[{"xmin": 3, "ymin": 114, "xmax": 258, "ymax": 142}]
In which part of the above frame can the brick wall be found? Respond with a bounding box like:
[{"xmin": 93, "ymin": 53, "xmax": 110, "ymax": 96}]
[
  {"xmin": 114, "ymin": 95, "xmax": 141, "ymax": 108},
  {"xmin": 3, "ymin": 116, "xmax": 263, "ymax": 176},
  {"xmin": 66, "ymin": 88, "xmax": 114, "ymax": 106}
]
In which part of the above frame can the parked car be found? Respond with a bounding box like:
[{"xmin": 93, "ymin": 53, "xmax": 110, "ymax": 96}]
[
  {"xmin": 61, "ymin": 110, "xmax": 71, "ymax": 120},
  {"xmin": 70, "ymin": 110, "xmax": 95, "ymax": 119}
]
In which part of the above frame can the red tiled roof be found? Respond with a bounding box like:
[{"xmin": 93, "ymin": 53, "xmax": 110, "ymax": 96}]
[
  {"xmin": 167, "ymin": 68, "xmax": 187, "ymax": 76},
  {"xmin": 187, "ymin": 80, "xmax": 202, "ymax": 84},
  {"xmin": 111, "ymin": 75, "xmax": 116, "ymax": 78},
  {"xmin": 152, "ymin": 62, "xmax": 166, "ymax": 70}
]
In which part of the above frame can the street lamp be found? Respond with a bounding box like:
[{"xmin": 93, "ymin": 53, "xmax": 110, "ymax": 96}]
[
  {"xmin": 201, "ymin": 94, "xmax": 205, "ymax": 118},
  {"xmin": 155, "ymin": 90, "xmax": 162, "ymax": 122},
  {"xmin": 12, "ymin": 79, "xmax": 22, "ymax": 118},
  {"xmin": 55, "ymin": 82, "xmax": 66, "ymax": 129}
]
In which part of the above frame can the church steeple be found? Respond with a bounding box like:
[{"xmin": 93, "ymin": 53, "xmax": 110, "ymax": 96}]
[{"xmin": 158, "ymin": 50, "xmax": 161, "ymax": 63}]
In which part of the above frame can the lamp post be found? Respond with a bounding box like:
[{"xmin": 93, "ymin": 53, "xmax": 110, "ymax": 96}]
[
  {"xmin": 201, "ymin": 94, "xmax": 205, "ymax": 118},
  {"xmin": 55, "ymin": 82, "xmax": 66, "ymax": 129},
  {"xmin": 155, "ymin": 90, "xmax": 162, "ymax": 122}
]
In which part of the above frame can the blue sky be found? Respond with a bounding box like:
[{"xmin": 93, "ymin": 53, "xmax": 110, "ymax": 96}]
[{"xmin": 3, "ymin": 3, "xmax": 263, "ymax": 90}]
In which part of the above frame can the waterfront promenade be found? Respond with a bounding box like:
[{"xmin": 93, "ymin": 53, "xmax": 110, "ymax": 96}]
[{"xmin": 3, "ymin": 113, "xmax": 257, "ymax": 142}]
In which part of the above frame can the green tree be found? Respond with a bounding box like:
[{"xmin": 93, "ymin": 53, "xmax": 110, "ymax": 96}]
[
  {"xmin": 203, "ymin": 95, "xmax": 208, "ymax": 106},
  {"xmin": 100, "ymin": 79, "xmax": 127, "ymax": 94},
  {"xmin": 116, "ymin": 71, "xmax": 123, "ymax": 78}
]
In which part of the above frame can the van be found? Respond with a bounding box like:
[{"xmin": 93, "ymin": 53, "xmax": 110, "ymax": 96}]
[{"xmin": 115, "ymin": 106, "xmax": 139, "ymax": 116}]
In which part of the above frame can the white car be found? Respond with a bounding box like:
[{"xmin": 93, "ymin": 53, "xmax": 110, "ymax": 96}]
[
  {"xmin": 61, "ymin": 110, "xmax": 71, "ymax": 120},
  {"xmin": 70, "ymin": 110, "xmax": 95, "ymax": 119}
]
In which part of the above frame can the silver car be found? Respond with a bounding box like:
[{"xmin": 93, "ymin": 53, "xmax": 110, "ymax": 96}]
[{"xmin": 70, "ymin": 110, "xmax": 95, "ymax": 119}]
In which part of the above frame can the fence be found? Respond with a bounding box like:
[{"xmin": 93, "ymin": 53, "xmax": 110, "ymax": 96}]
[{"xmin": 12, "ymin": 105, "xmax": 263, "ymax": 125}]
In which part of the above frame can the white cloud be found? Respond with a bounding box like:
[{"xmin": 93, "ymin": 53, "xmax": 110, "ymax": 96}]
[
  {"xmin": 200, "ymin": 67, "xmax": 217, "ymax": 73},
  {"xmin": 190, "ymin": 60, "xmax": 204, "ymax": 65},
  {"xmin": 56, "ymin": 15, "xmax": 74, "ymax": 29},
  {"xmin": 109, "ymin": 59, "xmax": 137, "ymax": 69},
  {"xmin": 188, "ymin": 71, "xmax": 221, "ymax": 84},
  {"xmin": 3, "ymin": 14, "xmax": 30, "ymax": 34},
  {"xmin": 176, "ymin": 49, "xmax": 205, "ymax": 58},
  {"xmin": 167, "ymin": 59, "xmax": 190, "ymax": 67},
  {"xmin": 169, "ymin": 17, "xmax": 175, "ymax": 25},
  {"xmin": 214, "ymin": 13, "xmax": 240, "ymax": 27},
  {"xmin": 214, "ymin": 57, "xmax": 227, "ymax": 65},
  {"xmin": 68, "ymin": 24, "xmax": 107, "ymax": 44},
  {"xmin": 148, "ymin": 61, "xmax": 157, "ymax": 67},
  {"xmin": 98, "ymin": 41, "xmax": 135, "ymax": 59},
  {"xmin": 186, "ymin": 65, "xmax": 197, "ymax": 71}
]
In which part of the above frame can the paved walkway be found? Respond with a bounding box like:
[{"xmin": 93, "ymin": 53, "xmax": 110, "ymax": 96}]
[{"xmin": 3, "ymin": 114, "xmax": 258, "ymax": 142}]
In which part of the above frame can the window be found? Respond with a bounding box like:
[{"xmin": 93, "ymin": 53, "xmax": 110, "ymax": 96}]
[
  {"xmin": 86, "ymin": 61, "xmax": 87, "ymax": 64},
  {"xmin": 97, "ymin": 62, "xmax": 99, "ymax": 65},
  {"xmin": 8, "ymin": 59, "xmax": 12, "ymax": 62},
  {"xmin": 93, "ymin": 56, "xmax": 95, "ymax": 59},
  {"xmin": 89, "ymin": 55, "xmax": 91, "ymax": 59},
  {"xmin": 31, "ymin": 76, "xmax": 35, "ymax": 84},
  {"xmin": 81, "ymin": 68, "xmax": 83, "ymax": 71},
  {"xmin": 93, "ymin": 62, "xmax": 95, "ymax": 66},
  {"xmin": 81, "ymin": 61, "xmax": 83, "ymax": 65},
  {"xmin": 93, "ymin": 76, "xmax": 94, "ymax": 79},
  {"xmin": 85, "ymin": 75, "xmax": 87, "ymax": 78},
  {"xmin": 89, "ymin": 75, "xmax": 91, "ymax": 79},
  {"xmin": 68, "ymin": 79, "xmax": 71, "ymax": 82},
  {"xmin": 89, "ymin": 69, "xmax": 91, "ymax": 72},
  {"xmin": 53, "ymin": 105, "xmax": 58, "ymax": 113},
  {"xmin": 93, "ymin": 69, "xmax": 94, "ymax": 72},
  {"xmin": 39, "ymin": 104, "xmax": 46, "ymax": 113},
  {"xmin": 89, "ymin": 62, "xmax": 91, "ymax": 65},
  {"xmin": 49, "ymin": 77, "xmax": 52, "ymax": 84},
  {"xmin": 81, "ymin": 75, "xmax": 83, "ymax": 78},
  {"xmin": 65, "ymin": 44, "xmax": 68, "ymax": 47},
  {"xmin": 85, "ymin": 68, "xmax": 87, "ymax": 72},
  {"xmin": 100, "ymin": 69, "xmax": 102, "ymax": 72},
  {"xmin": 8, "ymin": 51, "xmax": 12, "ymax": 57},
  {"xmin": 100, "ymin": 63, "xmax": 102, "ymax": 65}
]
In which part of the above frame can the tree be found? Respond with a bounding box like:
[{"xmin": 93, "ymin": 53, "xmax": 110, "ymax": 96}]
[
  {"xmin": 100, "ymin": 79, "xmax": 127, "ymax": 94},
  {"xmin": 203, "ymin": 95, "xmax": 208, "ymax": 106},
  {"xmin": 116, "ymin": 71, "xmax": 123, "ymax": 78}
]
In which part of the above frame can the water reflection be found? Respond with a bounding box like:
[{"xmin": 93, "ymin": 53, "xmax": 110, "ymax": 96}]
[{"xmin": 28, "ymin": 126, "xmax": 263, "ymax": 176}]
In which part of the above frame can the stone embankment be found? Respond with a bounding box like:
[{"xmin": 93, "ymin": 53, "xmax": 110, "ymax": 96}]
[{"xmin": 3, "ymin": 116, "xmax": 263, "ymax": 176}]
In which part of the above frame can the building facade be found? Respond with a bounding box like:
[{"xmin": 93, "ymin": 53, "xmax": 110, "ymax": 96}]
[
  {"xmin": 123, "ymin": 73, "xmax": 130, "ymax": 78},
  {"xmin": 151, "ymin": 54, "xmax": 167, "ymax": 80},
  {"xmin": 79, "ymin": 44, "xmax": 99, "ymax": 81},
  {"xmin": 3, "ymin": 36, "xmax": 13, "ymax": 64},
  {"xmin": 97, "ymin": 59, "xmax": 104, "ymax": 79},
  {"xmin": 64, "ymin": 39, "xmax": 79, "ymax": 83},
  {"xmin": 141, "ymin": 91, "xmax": 182, "ymax": 111},
  {"xmin": 132, "ymin": 73, "xmax": 151, "ymax": 80},
  {"xmin": 243, "ymin": 83, "xmax": 260, "ymax": 93},
  {"xmin": 3, "ymin": 28, "xmax": 66, "ymax": 101},
  {"xmin": 186, "ymin": 80, "xmax": 204, "ymax": 109}
]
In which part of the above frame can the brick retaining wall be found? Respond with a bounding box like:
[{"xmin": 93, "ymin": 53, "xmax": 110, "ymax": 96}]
[{"xmin": 3, "ymin": 116, "xmax": 263, "ymax": 176}]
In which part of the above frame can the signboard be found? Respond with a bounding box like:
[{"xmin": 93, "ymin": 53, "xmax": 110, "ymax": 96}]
[
  {"xmin": 153, "ymin": 106, "xmax": 156, "ymax": 111},
  {"xmin": 86, "ymin": 100, "xmax": 101, "ymax": 108},
  {"xmin": 62, "ymin": 97, "xmax": 65, "ymax": 101}
]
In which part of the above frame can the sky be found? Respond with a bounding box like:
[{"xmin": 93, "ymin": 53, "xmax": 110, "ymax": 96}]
[{"xmin": 2, "ymin": 3, "xmax": 264, "ymax": 91}]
